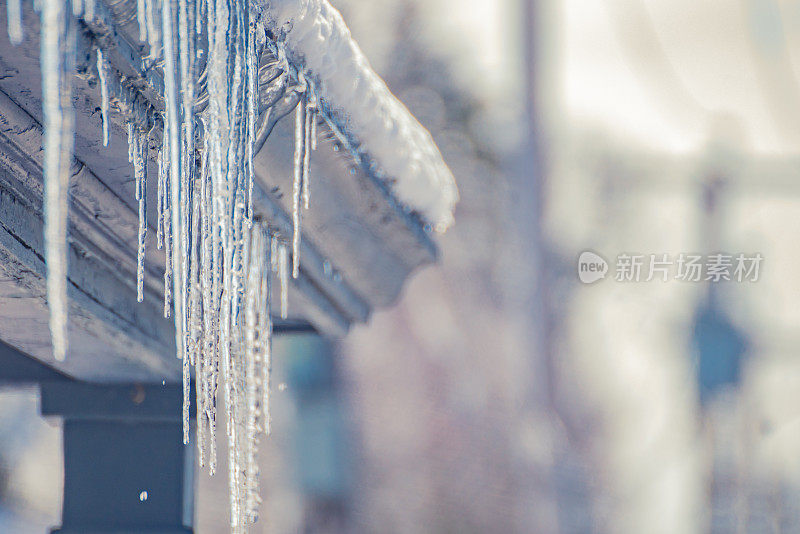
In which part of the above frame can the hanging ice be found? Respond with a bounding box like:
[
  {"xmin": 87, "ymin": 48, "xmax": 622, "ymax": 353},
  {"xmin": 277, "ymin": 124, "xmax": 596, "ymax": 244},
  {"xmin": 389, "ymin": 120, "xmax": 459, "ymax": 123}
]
[
  {"xmin": 27, "ymin": 1, "xmax": 337, "ymax": 530},
  {"xmin": 291, "ymin": 94, "xmax": 305, "ymax": 279},
  {"xmin": 96, "ymin": 48, "xmax": 109, "ymax": 147},
  {"xmin": 279, "ymin": 242, "xmax": 288, "ymax": 320},
  {"xmin": 30, "ymin": 0, "xmax": 288, "ymax": 456},
  {"xmin": 7, "ymin": 0, "xmax": 22, "ymax": 45},
  {"xmin": 84, "ymin": 0, "xmax": 95, "ymax": 20},
  {"xmin": 15, "ymin": 0, "xmax": 458, "ymax": 531},
  {"xmin": 137, "ymin": 0, "xmax": 147, "ymax": 42},
  {"xmin": 126, "ymin": 115, "xmax": 150, "ymax": 303},
  {"xmin": 40, "ymin": 0, "xmax": 76, "ymax": 362},
  {"xmin": 303, "ymin": 102, "xmax": 313, "ymax": 210}
]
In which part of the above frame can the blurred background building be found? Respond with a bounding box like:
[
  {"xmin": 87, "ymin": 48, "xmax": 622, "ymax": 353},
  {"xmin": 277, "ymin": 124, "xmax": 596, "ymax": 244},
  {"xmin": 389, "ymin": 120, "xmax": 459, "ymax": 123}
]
[{"xmin": 3, "ymin": 0, "xmax": 800, "ymax": 532}]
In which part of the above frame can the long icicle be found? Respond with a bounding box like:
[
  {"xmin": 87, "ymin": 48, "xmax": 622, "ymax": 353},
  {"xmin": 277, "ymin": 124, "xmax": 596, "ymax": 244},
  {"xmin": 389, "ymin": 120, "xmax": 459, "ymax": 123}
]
[
  {"xmin": 310, "ymin": 107, "xmax": 318, "ymax": 150},
  {"xmin": 161, "ymin": 117, "xmax": 173, "ymax": 318},
  {"xmin": 303, "ymin": 101, "xmax": 313, "ymax": 211},
  {"xmin": 7, "ymin": 0, "xmax": 22, "ymax": 45},
  {"xmin": 41, "ymin": 0, "xmax": 76, "ymax": 362},
  {"xmin": 84, "ymin": 0, "xmax": 95, "ymax": 20},
  {"xmin": 291, "ymin": 95, "xmax": 305, "ymax": 279},
  {"xmin": 96, "ymin": 48, "xmax": 110, "ymax": 147},
  {"xmin": 263, "ymin": 231, "xmax": 273, "ymax": 437},
  {"xmin": 156, "ymin": 139, "xmax": 164, "ymax": 249},
  {"xmin": 279, "ymin": 241, "xmax": 288, "ymax": 319},
  {"xmin": 161, "ymin": 0, "xmax": 189, "ymax": 450},
  {"xmin": 137, "ymin": 0, "xmax": 147, "ymax": 42},
  {"xmin": 134, "ymin": 118, "xmax": 149, "ymax": 303}
]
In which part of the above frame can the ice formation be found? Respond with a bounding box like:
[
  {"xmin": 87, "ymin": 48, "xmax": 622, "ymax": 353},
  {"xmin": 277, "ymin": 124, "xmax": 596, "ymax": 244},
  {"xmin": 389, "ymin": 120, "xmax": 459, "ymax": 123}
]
[
  {"xmin": 6, "ymin": 0, "xmax": 22, "ymax": 44},
  {"xmin": 40, "ymin": 0, "xmax": 77, "ymax": 362},
  {"xmin": 96, "ymin": 48, "xmax": 110, "ymax": 146},
  {"xmin": 14, "ymin": 0, "xmax": 456, "ymax": 530}
]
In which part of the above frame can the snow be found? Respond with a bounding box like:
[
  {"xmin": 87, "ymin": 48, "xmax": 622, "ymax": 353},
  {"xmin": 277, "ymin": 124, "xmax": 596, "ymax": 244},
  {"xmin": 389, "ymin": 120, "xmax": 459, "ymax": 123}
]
[{"xmin": 258, "ymin": 0, "xmax": 459, "ymax": 231}]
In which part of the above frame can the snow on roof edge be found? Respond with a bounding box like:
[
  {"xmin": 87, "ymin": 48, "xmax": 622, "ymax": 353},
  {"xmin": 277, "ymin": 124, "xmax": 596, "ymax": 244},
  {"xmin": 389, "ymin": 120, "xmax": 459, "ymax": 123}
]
[{"xmin": 258, "ymin": 0, "xmax": 458, "ymax": 232}]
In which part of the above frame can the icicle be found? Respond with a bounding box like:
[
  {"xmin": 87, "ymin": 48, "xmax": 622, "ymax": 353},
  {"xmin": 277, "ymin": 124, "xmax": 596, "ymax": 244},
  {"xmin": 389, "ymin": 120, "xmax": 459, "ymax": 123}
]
[
  {"xmin": 41, "ymin": 0, "xmax": 76, "ymax": 362},
  {"xmin": 198, "ymin": 124, "xmax": 214, "ymax": 469},
  {"xmin": 96, "ymin": 49, "xmax": 110, "ymax": 147},
  {"xmin": 145, "ymin": 0, "xmax": 159, "ymax": 59},
  {"xmin": 84, "ymin": 0, "xmax": 95, "ymax": 20},
  {"xmin": 245, "ymin": 22, "xmax": 257, "ymax": 222},
  {"xmin": 262, "ymin": 231, "xmax": 275, "ymax": 443},
  {"xmin": 156, "ymin": 146, "xmax": 164, "ymax": 249},
  {"xmin": 243, "ymin": 224, "xmax": 263, "ymax": 522},
  {"xmin": 72, "ymin": 0, "xmax": 83, "ymax": 17},
  {"xmin": 134, "ymin": 122, "xmax": 148, "ymax": 303},
  {"xmin": 311, "ymin": 108, "xmax": 318, "ymax": 151},
  {"xmin": 303, "ymin": 102, "xmax": 313, "ymax": 211},
  {"xmin": 127, "ymin": 122, "xmax": 135, "ymax": 163},
  {"xmin": 187, "ymin": 146, "xmax": 204, "ymax": 452},
  {"xmin": 7, "ymin": 0, "xmax": 23, "ymax": 45},
  {"xmin": 270, "ymin": 233, "xmax": 278, "ymax": 274},
  {"xmin": 279, "ymin": 241, "xmax": 288, "ymax": 319},
  {"xmin": 161, "ymin": 0, "xmax": 184, "ymax": 368},
  {"xmin": 137, "ymin": 0, "xmax": 147, "ymax": 42},
  {"xmin": 291, "ymin": 97, "xmax": 305, "ymax": 279},
  {"xmin": 183, "ymin": 337, "xmax": 190, "ymax": 443},
  {"xmin": 161, "ymin": 118, "xmax": 173, "ymax": 318}
]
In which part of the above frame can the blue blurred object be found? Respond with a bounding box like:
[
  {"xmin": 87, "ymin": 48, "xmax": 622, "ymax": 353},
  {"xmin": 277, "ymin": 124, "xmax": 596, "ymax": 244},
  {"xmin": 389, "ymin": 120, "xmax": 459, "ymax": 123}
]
[
  {"xmin": 285, "ymin": 335, "xmax": 353, "ymax": 499},
  {"xmin": 691, "ymin": 298, "xmax": 748, "ymax": 405}
]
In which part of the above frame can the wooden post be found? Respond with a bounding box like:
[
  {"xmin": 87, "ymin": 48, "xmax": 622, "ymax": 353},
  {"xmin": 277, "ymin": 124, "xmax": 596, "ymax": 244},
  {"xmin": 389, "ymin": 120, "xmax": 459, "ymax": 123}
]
[{"xmin": 41, "ymin": 382, "xmax": 195, "ymax": 534}]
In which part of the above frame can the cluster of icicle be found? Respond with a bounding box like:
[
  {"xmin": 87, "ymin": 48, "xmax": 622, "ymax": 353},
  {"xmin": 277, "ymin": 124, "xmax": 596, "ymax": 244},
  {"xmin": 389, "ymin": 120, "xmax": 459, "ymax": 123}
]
[{"xmin": 13, "ymin": 0, "xmax": 320, "ymax": 530}]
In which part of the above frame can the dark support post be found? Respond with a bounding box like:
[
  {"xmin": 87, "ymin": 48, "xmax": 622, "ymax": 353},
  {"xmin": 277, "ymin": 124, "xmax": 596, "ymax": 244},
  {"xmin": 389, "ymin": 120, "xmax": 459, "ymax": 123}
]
[{"xmin": 40, "ymin": 382, "xmax": 194, "ymax": 534}]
